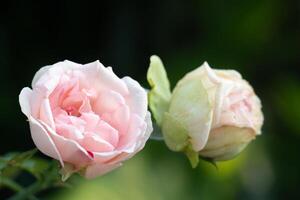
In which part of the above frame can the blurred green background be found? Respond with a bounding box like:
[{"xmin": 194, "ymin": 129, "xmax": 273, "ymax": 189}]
[{"xmin": 1, "ymin": 0, "xmax": 300, "ymax": 199}]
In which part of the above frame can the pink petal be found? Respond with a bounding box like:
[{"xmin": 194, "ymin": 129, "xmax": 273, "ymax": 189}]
[
  {"xmin": 79, "ymin": 97, "xmax": 93, "ymax": 113},
  {"xmin": 93, "ymin": 151, "xmax": 121, "ymax": 163},
  {"xmin": 82, "ymin": 133, "xmax": 115, "ymax": 152},
  {"xmin": 80, "ymin": 113, "xmax": 100, "ymax": 131},
  {"xmin": 102, "ymin": 152, "xmax": 129, "ymax": 165},
  {"xmin": 39, "ymin": 99, "xmax": 55, "ymax": 129},
  {"xmin": 39, "ymin": 121, "xmax": 93, "ymax": 168},
  {"xmin": 30, "ymin": 90, "xmax": 44, "ymax": 118},
  {"xmin": 95, "ymin": 120, "xmax": 119, "ymax": 147},
  {"xmin": 69, "ymin": 116, "xmax": 86, "ymax": 131},
  {"xmin": 116, "ymin": 114, "xmax": 144, "ymax": 152},
  {"xmin": 55, "ymin": 123, "xmax": 84, "ymax": 140},
  {"xmin": 111, "ymin": 104, "xmax": 130, "ymax": 133},
  {"xmin": 93, "ymin": 90, "xmax": 125, "ymax": 115}
]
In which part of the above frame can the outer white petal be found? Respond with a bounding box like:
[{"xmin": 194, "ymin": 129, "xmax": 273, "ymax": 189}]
[
  {"xmin": 83, "ymin": 162, "xmax": 122, "ymax": 179},
  {"xmin": 31, "ymin": 65, "xmax": 53, "ymax": 88},
  {"xmin": 31, "ymin": 60, "xmax": 81, "ymax": 88},
  {"xmin": 114, "ymin": 113, "xmax": 152, "ymax": 165},
  {"xmin": 93, "ymin": 151, "xmax": 121, "ymax": 163},
  {"xmin": 81, "ymin": 60, "xmax": 129, "ymax": 95},
  {"xmin": 28, "ymin": 117, "xmax": 63, "ymax": 166},
  {"xmin": 116, "ymin": 114, "xmax": 146, "ymax": 152},
  {"xmin": 122, "ymin": 77, "xmax": 148, "ymax": 119},
  {"xmin": 135, "ymin": 111, "xmax": 153, "ymax": 151},
  {"xmin": 19, "ymin": 87, "xmax": 33, "ymax": 117}
]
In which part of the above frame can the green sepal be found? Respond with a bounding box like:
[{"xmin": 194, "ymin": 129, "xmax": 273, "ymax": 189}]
[
  {"xmin": 147, "ymin": 55, "xmax": 172, "ymax": 126},
  {"xmin": 59, "ymin": 163, "xmax": 76, "ymax": 182},
  {"xmin": 167, "ymin": 74, "xmax": 213, "ymax": 152},
  {"xmin": 162, "ymin": 112, "xmax": 189, "ymax": 151},
  {"xmin": 200, "ymin": 156, "xmax": 218, "ymax": 169},
  {"xmin": 184, "ymin": 144, "xmax": 199, "ymax": 168}
]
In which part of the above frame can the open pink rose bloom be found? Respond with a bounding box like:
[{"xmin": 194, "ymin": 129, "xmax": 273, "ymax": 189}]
[{"xmin": 19, "ymin": 60, "xmax": 153, "ymax": 179}]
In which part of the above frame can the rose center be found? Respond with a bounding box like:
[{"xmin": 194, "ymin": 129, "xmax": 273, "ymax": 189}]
[{"xmin": 64, "ymin": 105, "xmax": 81, "ymax": 117}]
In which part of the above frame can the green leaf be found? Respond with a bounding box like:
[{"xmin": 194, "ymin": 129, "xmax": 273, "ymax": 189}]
[
  {"xmin": 0, "ymin": 149, "xmax": 38, "ymax": 177},
  {"xmin": 0, "ymin": 149, "xmax": 49, "ymax": 179},
  {"xmin": 0, "ymin": 153, "xmax": 18, "ymax": 171},
  {"xmin": 147, "ymin": 55, "xmax": 172, "ymax": 126},
  {"xmin": 20, "ymin": 158, "xmax": 50, "ymax": 179},
  {"xmin": 12, "ymin": 149, "xmax": 38, "ymax": 162},
  {"xmin": 0, "ymin": 177, "xmax": 39, "ymax": 200},
  {"xmin": 0, "ymin": 177, "xmax": 23, "ymax": 192},
  {"xmin": 7, "ymin": 161, "xmax": 61, "ymax": 200}
]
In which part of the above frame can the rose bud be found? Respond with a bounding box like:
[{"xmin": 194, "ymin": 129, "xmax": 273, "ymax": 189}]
[
  {"xmin": 161, "ymin": 62, "xmax": 263, "ymax": 167},
  {"xmin": 19, "ymin": 60, "xmax": 153, "ymax": 179}
]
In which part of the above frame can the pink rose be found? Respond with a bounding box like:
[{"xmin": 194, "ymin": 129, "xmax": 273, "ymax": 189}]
[{"xmin": 19, "ymin": 60, "xmax": 152, "ymax": 179}]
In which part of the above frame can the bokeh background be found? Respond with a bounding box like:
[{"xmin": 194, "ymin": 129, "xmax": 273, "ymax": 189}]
[{"xmin": 1, "ymin": 0, "xmax": 300, "ymax": 199}]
